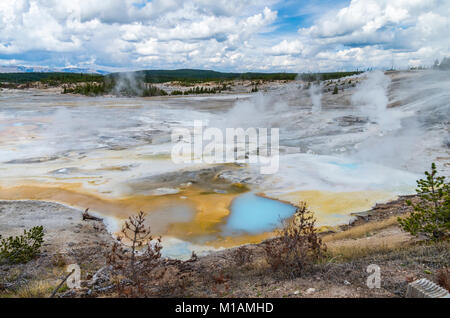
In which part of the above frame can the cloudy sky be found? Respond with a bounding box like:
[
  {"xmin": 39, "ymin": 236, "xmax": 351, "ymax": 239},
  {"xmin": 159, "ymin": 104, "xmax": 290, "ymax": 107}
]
[{"xmin": 0, "ymin": 0, "xmax": 449, "ymax": 72}]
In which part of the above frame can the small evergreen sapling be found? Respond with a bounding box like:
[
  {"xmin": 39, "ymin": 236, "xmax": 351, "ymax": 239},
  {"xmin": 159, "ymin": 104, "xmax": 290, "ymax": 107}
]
[
  {"xmin": 108, "ymin": 211, "xmax": 162, "ymax": 284},
  {"xmin": 398, "ymin": 163, "xmax": 449, "ymax": 241},
  {"xmin": 0, "ymin": 226, "xmax": 44, "ymax": 264},
  {"xmin": 332, "ymin": 84, "xmax": 339, "ymax": 94}
]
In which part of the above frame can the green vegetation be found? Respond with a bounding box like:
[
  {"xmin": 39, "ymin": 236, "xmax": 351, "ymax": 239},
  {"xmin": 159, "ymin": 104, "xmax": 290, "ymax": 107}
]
[
  {"xmin": 0, "ymin": 72, "xmax": 103, "ymax": 85},
  {"xmin": 0, "ymin": 70, "xmax": 362, "ymax": 86},
  {"xmin": 332, "ymin": 84, "xmax": 339, "ymax": 94},
  {"xmin": 63, "ymin": 82, "xmax": 108, "ymax": 96},
  {"xmin": 398, "ymin": 163, "xmax": 449, "ymax": 241},
  {"xmin": 111, "ymin": 69, "xmax": 297, "ymax": 83},
  {"xmin": 180, "ymin": 86, "xmax": 219, "ymax": 95},
  {"xmin": 0, "ymin": 226, "xmax": 44, "ymax": 264},
  {"xmin": 0, "ymin": 69, "xmax": 366, "ymax": 97},
  {"xmin": 63, "ymin": 77, "xmax": 168, "ymax": 97}
]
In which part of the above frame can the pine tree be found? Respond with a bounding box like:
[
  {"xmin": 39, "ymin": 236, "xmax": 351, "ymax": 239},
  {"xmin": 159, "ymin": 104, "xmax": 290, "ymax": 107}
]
[
  {"xmin": 109, "ymin": 211, "xmax": 162, "ymax": 282},
  {"xmin": 398, "ymin": 163, "xmax": 450, "ymax": 241},
  {"xmin": 332, "ymin": 84, "xmax": 338, "ymax": 94}
]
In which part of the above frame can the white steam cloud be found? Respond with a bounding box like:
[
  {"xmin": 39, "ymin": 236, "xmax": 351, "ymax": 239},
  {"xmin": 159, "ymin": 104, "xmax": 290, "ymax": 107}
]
[
  {"xmin": 309, "ymin": 83, "xmax": 322, "ymax": 113},
  {"xmin": 351, "ymin": 70, "xmax": 401, "ymax": 131}
]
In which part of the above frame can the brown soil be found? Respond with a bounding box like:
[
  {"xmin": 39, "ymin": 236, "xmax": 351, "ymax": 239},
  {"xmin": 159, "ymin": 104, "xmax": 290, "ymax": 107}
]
[
  {"xmin": 0, "ymin": 200, "xmax": 114, "ymax": 296},
  {"xmin": 0, "ymin": 196, "xmax": 448, "ymax": 298}
]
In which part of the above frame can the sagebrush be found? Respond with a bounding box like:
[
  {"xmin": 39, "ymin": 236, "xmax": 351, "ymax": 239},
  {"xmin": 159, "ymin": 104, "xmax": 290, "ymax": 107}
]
[{"xmin": 264, "ymin": 203, "xmax": 326, "ymax": 276}]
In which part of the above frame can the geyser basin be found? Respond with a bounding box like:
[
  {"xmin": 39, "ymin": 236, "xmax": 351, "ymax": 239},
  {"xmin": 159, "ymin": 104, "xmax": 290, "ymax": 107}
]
[
  {"xmin": 1, "ymin": 70, "xmax": 449, "ymax": 259},
  {"xmin": 223, "ymin": 192, "xmax": 297, "ymax": 235}
]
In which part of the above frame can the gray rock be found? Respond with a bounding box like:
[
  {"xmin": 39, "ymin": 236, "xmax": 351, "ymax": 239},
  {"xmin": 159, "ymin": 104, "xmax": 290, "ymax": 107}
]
[
  {"xmin": 406, "ymin": 278, "xmax": 450, "ymax": 298},
  {"xmin": 88, "ymin": 265, "xmax": 113, "ymax": 287}
]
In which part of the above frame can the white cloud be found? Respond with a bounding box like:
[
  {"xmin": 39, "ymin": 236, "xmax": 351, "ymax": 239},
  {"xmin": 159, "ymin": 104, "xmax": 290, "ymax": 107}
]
[
  {"xmin": 0, "ymin": 1, "xmax": 280, "ymax": 70},
  {"xmin": 0, "ymin": 0, "xmax": 448, "ymax": 71},
  {"xmin": 270, "ymin": 40, "xmax": 304, "ymax": 55},
  {"xmin": 287, "ymin": 0, "xmax": 450, "ymax": 70}
]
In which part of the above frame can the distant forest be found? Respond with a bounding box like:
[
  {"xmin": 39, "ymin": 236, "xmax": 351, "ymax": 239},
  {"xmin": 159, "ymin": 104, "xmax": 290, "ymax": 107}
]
[
  {"xmin": 111, "ymin": 69, "xmax": 298, "ymax": 83},
  {"xmin": 0, "ymin": 69, "xmax": 371, "ymax": 85},
  {"xmin": 0, "ymin": 69, "xmax": 366, "ymax": 96},
  {"xmin": 0, "ymin": 69, "xmax": 297, "ymax": 84},
  {"xmin": 0, "ymin": 72, "xmax": 103, "ymax": 84}
]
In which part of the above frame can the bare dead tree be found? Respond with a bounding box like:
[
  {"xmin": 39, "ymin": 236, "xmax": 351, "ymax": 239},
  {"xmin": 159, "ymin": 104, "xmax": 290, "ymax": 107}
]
[
  {"xmin": 82, "ymin": 208, "xmax": 102, "ymax": 221},
  {"xmin": 107, "ymin": 211, "xmax": 200, "ymax": 297},
  {"xmin": 108, "ymin": 211, "xmax": 163, "ymax": 294},
  {"xmin": 123, "ymin": 212, "xmax": 149, "ymax": 273}
]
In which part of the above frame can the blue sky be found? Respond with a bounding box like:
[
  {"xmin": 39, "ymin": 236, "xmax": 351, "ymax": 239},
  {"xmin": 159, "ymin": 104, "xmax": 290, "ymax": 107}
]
[
  {"xmin": 272, "ymin": 0, "xmax": 350, "ymax": 31},
  {"xmin": 0, "ymin": 0, "xmax": 448, "ymax": 73}
]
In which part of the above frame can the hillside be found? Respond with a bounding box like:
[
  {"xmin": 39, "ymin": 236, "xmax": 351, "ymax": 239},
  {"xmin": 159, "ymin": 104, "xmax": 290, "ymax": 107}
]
[
  {"xmin": 105, "ymin": 69, "xmax": 299, "ymax": 83},
  {"xmin": 0, "ymin": 72, "xmax": 103, "ymax": 84},
  {"xmin": 0, "ymin": 69, "xmax": 364, "ymax": 97},
  {"xmin": 0, "ymin": 69, "xmax": 364, "ymax": 85}
]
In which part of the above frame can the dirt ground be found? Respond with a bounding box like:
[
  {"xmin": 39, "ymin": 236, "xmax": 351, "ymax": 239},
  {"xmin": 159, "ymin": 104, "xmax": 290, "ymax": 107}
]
[
  {"xmin": 0, "ymin": 200, "xmax": 114, "ymax": 296},
  {"xmin": 0, "ymin": 197, "xmax": 448, "ymax": 298}
]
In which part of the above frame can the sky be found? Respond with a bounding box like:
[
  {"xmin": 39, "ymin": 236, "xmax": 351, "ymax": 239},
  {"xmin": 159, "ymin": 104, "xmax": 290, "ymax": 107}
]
[{"xmin": 0, "ymin": 0, "xmax": 449, "ymax": 73}]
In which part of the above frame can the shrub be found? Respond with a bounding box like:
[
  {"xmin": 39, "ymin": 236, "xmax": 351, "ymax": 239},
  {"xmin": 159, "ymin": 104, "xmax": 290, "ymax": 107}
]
[
  {"xmin": 233, "ymin": 246, "xmax": 253, "ymax": 267},
  {"xmin": 108, "ymin": 211, "xmax": 163, "ymax": 296},
  {"xmin": 436, "ymin": 267, "xmax": 449, "ymax": 292},
  {"xmin": 264, "ymin": 203, "xmax": 326, "ymax": 276},
  {"xmin": 107, "ymin": 211, "xmax": 199, "ymax": 297},
  {"xmin": 13, "ymin": 280, "xmax": 56, "ymax": 298},
  {"xmin": 0, "ymin": 226, "xmax": 44, "ymax": 264},
  {"xmin": 398, "ymin": 163, "xmax": 449, "ymax": 241},
  {"xmin": 51, "ymin": 252, "xmax": 67, "ymax": 267},
  {"xmin": 332, "ymin": 84, "xmax": 338, "ymax": 94},
  {"xmin": 109, "ymin": 212, "xmax": 162, "ymax": 280}
]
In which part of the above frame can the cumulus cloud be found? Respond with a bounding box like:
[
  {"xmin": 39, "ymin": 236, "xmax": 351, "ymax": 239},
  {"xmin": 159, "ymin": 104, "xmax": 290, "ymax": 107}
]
[
  {"xmin": 290, "ymin": 0, "xmax": 450, "ymax": 71},
  {"xmin": 0, "ymin": 0, "xmax": 448, "ymax": 71},
  {"xmin": 0, "ymin": 0, "xmax": 278, "ymax": 70}
]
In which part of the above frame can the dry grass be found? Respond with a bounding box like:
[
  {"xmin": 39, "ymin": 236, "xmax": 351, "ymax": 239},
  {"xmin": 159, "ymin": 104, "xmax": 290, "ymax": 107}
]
[
  {"xmin": 323, "ymin": 216, "xmax": 399, "ymax": 243},
  {"xmin": 2, "ymin": 280, "xmax": 58, "ymax": 298},
  {"xmin": 436, "ymin": 267, "xmax": 449, "ymax": 292},
  {"xmin": 322, "ymin": 217, "xmax": 415, "ymax": 261},
  {"xmin": 326, "ymin": 240, "xmax": 407, "ymax": 261}
]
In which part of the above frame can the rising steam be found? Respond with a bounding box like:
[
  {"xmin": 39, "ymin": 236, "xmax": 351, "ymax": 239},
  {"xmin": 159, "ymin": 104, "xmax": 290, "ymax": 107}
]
[
  {"xmin": 309, "ymin": 82, "xmax": 322, "ymax": 113},
  {"xmin": 351, "ymin": 70, "xmax": 401, "ymax": 132}
]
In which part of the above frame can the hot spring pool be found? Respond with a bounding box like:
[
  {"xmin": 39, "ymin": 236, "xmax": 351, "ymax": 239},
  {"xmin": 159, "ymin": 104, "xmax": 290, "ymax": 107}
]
[{"xmin": 223, "ymin": 192, "xmax": 297, "ymax": 235}]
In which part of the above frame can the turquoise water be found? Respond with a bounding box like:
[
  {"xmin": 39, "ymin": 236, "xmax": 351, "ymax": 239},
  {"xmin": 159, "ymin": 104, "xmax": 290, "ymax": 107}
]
[
  {"xmin": 223, "ymin": 192, "xmax": 297, "ymax": 235},
  {"xmin": 329, "ymin": 161, "xmax": 359, "ymax": 169}
]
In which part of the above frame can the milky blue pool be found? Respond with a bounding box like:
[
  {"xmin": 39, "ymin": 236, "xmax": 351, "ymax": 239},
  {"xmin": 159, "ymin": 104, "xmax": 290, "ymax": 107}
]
[
  {"xmin": 329, "ymin": 161, "xmax": 359, "ymax": 169},
  {"xmin": 222, "ymin": 192, "xmax": 297, "ymax": 235}
]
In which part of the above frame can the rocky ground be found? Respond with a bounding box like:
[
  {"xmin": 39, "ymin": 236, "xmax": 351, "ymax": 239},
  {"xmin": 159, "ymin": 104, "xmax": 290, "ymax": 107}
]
[
  {"xmin": 0, "ymin": 76, "xmax": 360, "ymax": 97},
  {"xmin": 0, "ymin": 200, "xmax": 114, "ymax": 297},
  {"xmin": 0, "ymin": 79, "xmax": 290, "ymax": 96},
  {"xmin": 0, "ymin": 196, "xmax": 448, "ymax": 298}
]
